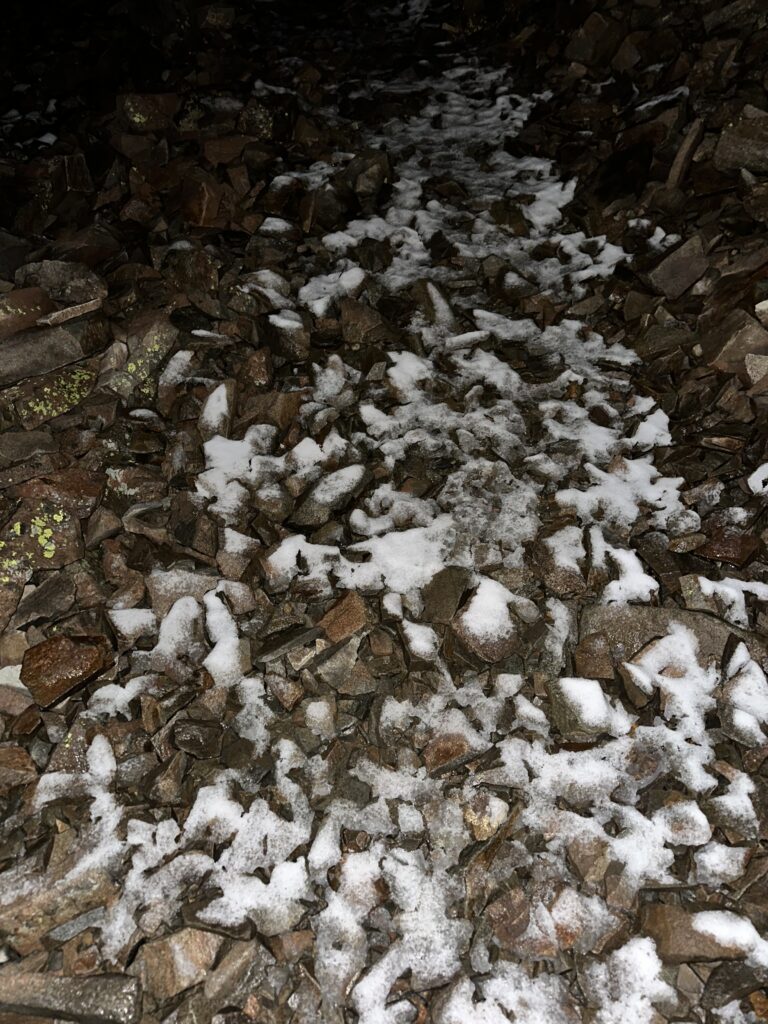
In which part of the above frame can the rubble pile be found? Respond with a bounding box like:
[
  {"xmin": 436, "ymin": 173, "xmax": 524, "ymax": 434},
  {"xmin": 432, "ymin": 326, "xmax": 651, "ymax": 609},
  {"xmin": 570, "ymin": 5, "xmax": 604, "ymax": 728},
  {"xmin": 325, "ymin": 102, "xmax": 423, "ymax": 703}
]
[{"xmin": 0, "ymin": 0, "xmax": 768, "ymax": 1021}]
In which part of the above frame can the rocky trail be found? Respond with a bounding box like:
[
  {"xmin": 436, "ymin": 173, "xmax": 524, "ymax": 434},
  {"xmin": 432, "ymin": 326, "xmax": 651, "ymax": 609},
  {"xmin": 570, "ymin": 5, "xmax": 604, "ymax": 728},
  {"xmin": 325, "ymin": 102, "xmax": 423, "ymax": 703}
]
[{"xmin": 1, "ymin": 0, "xmax": 768, "ymax": 1021}]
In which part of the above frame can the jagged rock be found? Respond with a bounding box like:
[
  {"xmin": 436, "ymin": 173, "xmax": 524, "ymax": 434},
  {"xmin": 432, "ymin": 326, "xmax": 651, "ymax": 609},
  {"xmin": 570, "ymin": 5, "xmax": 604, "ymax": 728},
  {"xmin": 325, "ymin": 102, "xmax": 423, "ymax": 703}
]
[{"xmin": 129, "ymin": 928, "xmax": 223, "ymax": 1002}]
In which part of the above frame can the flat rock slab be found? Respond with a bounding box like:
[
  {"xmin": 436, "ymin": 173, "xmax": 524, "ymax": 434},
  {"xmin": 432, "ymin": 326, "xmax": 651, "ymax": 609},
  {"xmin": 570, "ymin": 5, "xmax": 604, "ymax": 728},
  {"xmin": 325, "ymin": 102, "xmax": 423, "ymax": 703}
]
[
  {"xmin": 579, "ymin": 605, "xmax": 767, "ymax": 667},
  {"xmin": 0, "ymin": 971, "xmax": 140, "ymax": 1024},
  {"xmin": 20, "ymin": 635, "xmax": 113, "ymax": 708},
  {"xmin": 641, "ymin": 904, "xmax": 751, "ymax": 963}
]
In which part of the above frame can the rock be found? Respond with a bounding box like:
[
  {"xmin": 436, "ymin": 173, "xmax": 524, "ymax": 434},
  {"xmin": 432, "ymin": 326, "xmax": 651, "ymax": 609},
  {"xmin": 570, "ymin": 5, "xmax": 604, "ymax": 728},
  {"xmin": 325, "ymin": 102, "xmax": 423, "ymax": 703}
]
[
  {"xmin": 15, "ymin": 261, "xmax": 107, "ymax": 305},
  {"xmin": 423, "ymin": 732, "xmax": 472, "ymax": 772},
  {"xmin": 548, "ymin": 676, "xmax": 630, "ymax": 739},
  {"xmin": 715, "ymin": 107, "xmax": 768, "ymax": 174},
  {"xmin": 485, "ymin": 889, "xmax": 531, "ymax": 950},
  {"xmin": 172, "ymin": 720, "xmax": 223, "ymax": 758},
  {"xmin": 0, "ymin": 288, "xmax": 56, "ymax": 341},
  {"xmin": 702, "ymin": 309, "xmax": 768, "ymax": 380},
  {"xmin": 564, "ymin": 12, "xmax": 622, "ymax": 65},
  {"xmin": 0, "ymin": 868, "xmax": 118, "ymax": 955},
  {"xmin": 641, "ymin": 904, "xmax": 754, "ymax": 963},
  {"xmin": 291, "ymin": 465, "xmax": 370, "ymax": 527},
  {"xmin": 0, "ymin": 972, "xmax": 140, "ymax": 1024},
  {"xmin": 129, "ymin": 927, "xmax": 223, "ymax": 1002},
  {"xmin": 0, "ymin": 429, "xmax": 57, "ymax": 466},
  {"xmin": 573, "ymin": 632, "xmax": 614, "ymax": 680},
  {"xmin": 0, "ymin": 326, "xmax": 84, "ymax": 386},
  {"xmin": 579, "ymin": 605, "xmax": 767, "ymax": 668},
  {"xmin": 647, "ymin": 236, "xmax": 708, "ymax": 301},
  {"xmin": 318, "ymin": 591, "xmax": 370, "ymax": 642},
  {"xmin": 0, "ymin": 745, "xmax": 38, "ymax": 792},
  {"xmin": 667, "ymin": 119, "xmax": 704, "ymax": 188},
  {"xmin": 420, "ymin": 567, "xmax": 471, "ymax": 624},
  {"xmin": 701, "ymin": 962, "xmax": 768, "ymax": 1010},
  {"xmin": 21, "ymin": 635, "xmax": 114, "ymax": 708}
]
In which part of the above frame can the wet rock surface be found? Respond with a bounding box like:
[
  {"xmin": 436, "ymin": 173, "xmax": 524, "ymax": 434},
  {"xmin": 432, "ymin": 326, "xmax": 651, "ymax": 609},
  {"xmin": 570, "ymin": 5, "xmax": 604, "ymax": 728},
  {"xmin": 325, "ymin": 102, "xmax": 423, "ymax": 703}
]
[{"xmin": 1, "ymin": 0, "xmax": 768, "ymax": 1021}]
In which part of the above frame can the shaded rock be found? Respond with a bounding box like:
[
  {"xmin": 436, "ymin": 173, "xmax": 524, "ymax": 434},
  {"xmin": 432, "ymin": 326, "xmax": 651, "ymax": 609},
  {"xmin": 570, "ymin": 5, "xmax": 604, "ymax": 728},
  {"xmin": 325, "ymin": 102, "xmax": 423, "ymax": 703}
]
[
  {"xmin": 647, "ymin": 236, "xmax": 708, "ymax": 301},
  {"xmin": 715, "ymin": 107, "xmax": 768, "ymax": 174},
  {"xmin": 702, "ymin": 310, "xmax": 768, "ymax": 380},
  {"xmin": 0, "ymin": 288, "xmax": 55, "ymax": 341},
  {"xmin": 15, "ymin": 261, "xmax": 107, "ymax": 306},
  {"xmin": 0, "ymin": 744, "xmax": 38, "ymax": 793},
  {"xmin": 420, "ymin": 566, "xmax": 471, "ymax": 624},
  {"xmin": 0, "ymin": 326, "xmax": 84, "ymax": 386},
  {"xmin": 0, "ymin": 972, "xmax": 140, "ymax": 1024},
  {"xmin": 485, "ymin": 889, "xmax": 531, "ymax": 950},
  {"xmin": 21, "ymin": 635, "xmax": 114, "ymax": 708}
]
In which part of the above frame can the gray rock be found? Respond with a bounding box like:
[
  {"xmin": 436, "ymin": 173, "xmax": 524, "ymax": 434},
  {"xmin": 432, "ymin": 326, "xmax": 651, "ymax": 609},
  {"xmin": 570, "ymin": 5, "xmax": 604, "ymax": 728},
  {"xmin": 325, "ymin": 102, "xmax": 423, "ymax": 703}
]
[
  {"xmin": 0, "ymin": 326, "xmax": 83, "ymax": 386},
  {"xmin": 580, "ymin": 605, "xmax": 767, "ymax": 666},
  {"xmin": 702, "ymin": 309, "xmax": 768, "ymax": 379},
  {"xmin": 291, "ymin": 465, "xmax": 370, "ymax": 528},
  {"xmin": 0, "ymin": 971, "xmax": 140, "ymax": 1024},
  {"xmin": 715, "ymin": 106, "xmax": 768, "ymax": 174},
  {"xmin": 647, "ymin": 236, "xmax": 708, "ymax": 301},
  {"xmin": 15, "ymin": 260, "xmax": 108, "ymax": 305}
]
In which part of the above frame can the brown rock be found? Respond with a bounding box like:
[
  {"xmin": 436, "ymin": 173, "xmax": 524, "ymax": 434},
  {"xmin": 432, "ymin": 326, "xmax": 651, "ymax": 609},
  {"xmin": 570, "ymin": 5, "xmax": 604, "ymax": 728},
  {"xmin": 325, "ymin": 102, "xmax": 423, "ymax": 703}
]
[
  {"xmin": 129, "ymin": 927, "xmax": 223, "ymax": 1002},
  {"xmin": 0, "ymin": 745, "xmax": 37, "ymax": 793},
  {"xmin": 318, "ymin": 591, "xmax": 370, "ymax": 643},
  {"xmin": 641, "ymin": 904, "xmax": 752, "ymax": 963},
  {"xmin": 0, "ymin": 288, "xmax": 55, "ymax": 341},
  {"xmin": 486, "ymin": 890, "xmax": 531, "ymax": 950},
  {"xmin": 0, "ymin": 868, "xmax": 118, "ymax": 955},
  {"xmin": 21, "ymin": 635, "xmax": 114, "ymax": 708},
  {"xmin": 573, "ymin": 632, "xmax": 614, "ymax": 680},
  {"xmin": 695, "ymin": 530, "xmax": 760, "ymax": 568},
  {"xmin": 423, "ymin": 732, "xmax": 472, "ymax": 772}
]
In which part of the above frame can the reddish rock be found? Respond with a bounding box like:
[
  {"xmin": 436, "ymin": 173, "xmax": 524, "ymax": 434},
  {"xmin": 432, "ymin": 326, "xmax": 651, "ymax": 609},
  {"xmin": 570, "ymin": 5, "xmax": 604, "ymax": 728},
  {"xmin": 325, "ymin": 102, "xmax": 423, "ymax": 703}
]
[{"xmin": 21, "ymin": 635, "xmax": 113, "ymax": 708}]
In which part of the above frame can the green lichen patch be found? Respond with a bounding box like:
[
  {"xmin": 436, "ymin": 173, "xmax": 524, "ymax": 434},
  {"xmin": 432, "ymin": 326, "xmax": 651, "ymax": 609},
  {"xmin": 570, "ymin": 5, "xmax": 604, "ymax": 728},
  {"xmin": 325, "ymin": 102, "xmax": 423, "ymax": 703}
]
[{"xmin": 15, "ymin": 362, "xmax": 98, "ymax": 429}]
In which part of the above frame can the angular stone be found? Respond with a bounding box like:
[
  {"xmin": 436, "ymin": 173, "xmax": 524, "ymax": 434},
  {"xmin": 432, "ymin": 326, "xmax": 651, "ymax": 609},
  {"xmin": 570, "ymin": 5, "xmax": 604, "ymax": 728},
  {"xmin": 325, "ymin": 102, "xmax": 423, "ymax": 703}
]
[
  {"xmin": 0, "ymin": 745, "xmax": 37, "ymax": 793},
  {"xmin": 21, "ymin": 635, "xmax": 114, "ymax": 708},
  {"xmin": 703, "ymin": 310, "xmax": 768, "ymax": 380},
  {"xmin": 485, "ymin": 890, "xmax": 530, "ymax": 950},
  {"xmin": 0, "ymin": 972, "xmax": 140, "ymax": 1024},
  {"xmin": 0, "ymin": 429, "xmax": 56, "ymax": 466},
  {"xmin": 0, "ymin": 326, "xmax": 84, "ymax": 387},
  {"xmin": 0, "ymin": 868, "xmax": 118, "ymax": 955},
  {"xmin": 291, "ymin": 465, "xmax": 370, "ymax": 528},
  {"xmin": 0, "ymin": 288, "xmax": 55, "ymax": 341},
  {"xmin": 420, "ymin": 567, "xmax": 471, "ymax": 624},
  {"xmin": 641, "ymin": 904, "xmax": 753, "ymax": 963},
  {"xmin": 423, "ymin": 732, "xmax": 472, "ymax": 772},
  {"xmin": 715, "ymin": 108, "xmax": 768, "ymax": 174},
  {"xmin": 129, "ymin": 927, "xmax": 223, "ymax": 1002},
  {"xmin": 573, "ymin": 632, "xmax": 614, "ymax": 680},
  {"xmin": 318, "ymin": 591, "xmax": 370, "ymax": 643},
  {"xmin": 647, "ymin": 236, "xmax": 708, "ymax": 301}
]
